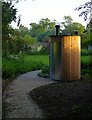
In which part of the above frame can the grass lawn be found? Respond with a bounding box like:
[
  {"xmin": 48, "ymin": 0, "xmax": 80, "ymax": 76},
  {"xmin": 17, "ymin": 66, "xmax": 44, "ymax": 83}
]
[
  {"xmin": 2, "ymin": 55, "xmax": 49, "ymax": 79},
  {"xmin": 2, "ymin": 54, "xmax": 92, "ymax": 80},
  {"xmin": 23, "ymin": 55, "xmax": 92, "ymax": 67},
  {"xmin": 23, "ymin": 55, "xmax": 49, "ymax": 66}
]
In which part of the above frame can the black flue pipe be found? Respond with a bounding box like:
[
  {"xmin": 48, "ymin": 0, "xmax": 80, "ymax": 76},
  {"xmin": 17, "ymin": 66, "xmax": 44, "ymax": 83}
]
[
  {"xmin": 55, "ymin": 25, "xmax": 60, "ymax": 36},
  {"xmin": 74, "ymin": 30, "xmax": 78, "ymax": 35}
]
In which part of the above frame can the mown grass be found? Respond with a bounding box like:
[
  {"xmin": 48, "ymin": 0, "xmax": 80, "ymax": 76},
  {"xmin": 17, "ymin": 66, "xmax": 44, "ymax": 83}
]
[
  {"xmin": 2, "ymin": 53, "xmax": 92, "ymax": 80},
  {"xmin": 2, "ymin": 55, "xmax": 49, "ymax": 80},
  {"xmin": 2, "ymin": 49, "xmax": 92, "ymax": 79},
  {"xmin": 23, "ymin": 55, "xmax": 49, "ymax": 66}
]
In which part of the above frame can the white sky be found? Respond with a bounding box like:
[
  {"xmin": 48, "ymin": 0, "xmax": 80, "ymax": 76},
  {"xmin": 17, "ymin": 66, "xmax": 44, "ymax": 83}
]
[{"xmin": 11, "ymin": 0, "xmax": 89, "ymax": 29}]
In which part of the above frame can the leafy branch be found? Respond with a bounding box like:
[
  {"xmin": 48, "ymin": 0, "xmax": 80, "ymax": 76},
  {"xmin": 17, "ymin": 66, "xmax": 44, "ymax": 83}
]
[{"xmin": 75, "ymin": 1, "xmax": 92, "ymax": 21}]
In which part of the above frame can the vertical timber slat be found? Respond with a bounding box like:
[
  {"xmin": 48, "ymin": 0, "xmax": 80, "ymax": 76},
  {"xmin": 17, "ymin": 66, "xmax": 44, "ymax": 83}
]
[{"xmin": 50, "ymin": 35, "xmax": 81, "ymax": 81}]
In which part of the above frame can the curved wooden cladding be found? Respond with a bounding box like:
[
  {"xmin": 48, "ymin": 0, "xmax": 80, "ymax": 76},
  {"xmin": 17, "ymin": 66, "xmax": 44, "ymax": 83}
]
[
  {"xmin": 61, "ymin": 36, "xmax": 81, "ymax": 81},
  {"xmin": 49, "ymin": 35, "xmax": 81, "ymax": 81}
]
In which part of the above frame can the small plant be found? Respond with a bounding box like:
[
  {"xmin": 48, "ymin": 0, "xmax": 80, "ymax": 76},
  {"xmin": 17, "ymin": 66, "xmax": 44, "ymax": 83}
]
[
  {"xmin": 38, "ymin": 65, "xmax": 49, "ymax": 78},
  {"xmin": 71, "ymin": 104, "xmax": 80, "ymax": 113},
  {"xmin": 42, "ymin": 66, "xmax": 49, "ymax": 74}
]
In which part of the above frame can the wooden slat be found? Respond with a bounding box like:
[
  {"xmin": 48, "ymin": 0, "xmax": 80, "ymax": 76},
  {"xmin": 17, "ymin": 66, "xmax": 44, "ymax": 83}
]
[
  {"xmin": 49, "ymin": 35, "xmax": 81, "ymax": 81},
  {"xmin": 70, "ymin": 36, "xmax": 81, "ymax": 80},
  {"xmin": 61, "ymin": 36, "xmax": 81, "ymax": 81}
]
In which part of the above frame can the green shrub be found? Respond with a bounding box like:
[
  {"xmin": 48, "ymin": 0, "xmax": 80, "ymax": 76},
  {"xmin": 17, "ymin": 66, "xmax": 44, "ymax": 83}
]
[
  {"xmin": 2, "ymin": 61, "xmax": 16, "ymax": 79},
  {"xmin": 2, "ymin": 54, "xmax": 92, "ymax": 80},
  {"xmin": 41, "ymin": 65, "xmax": 49, "ymax": 74},
  {"xmin": 81, "ymin": 49, "xmax": 92, "ymax": 56},
  {"xmin": 2, "ymin": 55, "xmax": 48, "ymax": 79},
  {"xmin": 38, "ymin": 65, "xmax": 49, "ymax": 78},
  {"xmin": 81, "ymin": 55, "xmax": 92, "ymax": 80},
  {"xmin": 2, "ymin": 58, "xmax": 23, "ymax": 79},
  {"xmin": 81, "ymin": 56, "xmax": 92, "ymax": 69}
]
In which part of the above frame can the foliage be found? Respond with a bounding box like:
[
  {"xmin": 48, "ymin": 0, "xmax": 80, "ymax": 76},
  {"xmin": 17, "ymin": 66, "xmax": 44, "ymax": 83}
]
[
  {"xmin": 61, "ymin": 16, "xmax": 85, "ymax": 35},
  {"xmin": 30, "ymin": 18, "xmax": 56, "ymax": 42},
  {"xmin": 19, "ymin": 24, "xmax": 30, "ymax": 36},
  {"xmin": 2, "ymin": 2, "xmax": 17, "ymax": 26},
  {"xmin": 61, "ymin": 16, "xmax": 73, "ymax": 28},
  {"xmin": 2, "ymin": 1, "xmax": 17, "ymax": 57},
  {"xmin": 81, "ymin": 49, "xmax": 92, "ymax": 56},
  {"xmin": 82, "ymin": 22, "xmax": 92, "ymax": 48},
  {"xmin": 75, "ymin": 1, "xmax": 92, "ymax": 21},
  {"xmin": 41, "ymin": 66, "xmax": 49, "ymax": 74},
  {"xmin": 2, "ymin": 3, "xmax": 37, "ymax": 57},
  {"xmin": 2, "ymin": 55, "xmax": 49, "ymax": 79},
  {"xmin": 81, "ymin": 55, "xmax": 92, "ymax": 68},
  {"xmin": 23, "ymin": 35, "xmax": 36, "ymax": 47},
  {"xmin": 6, "ymin": 0, "xmax": 35, "ymax": 4},
  {"xmin": 81, "ymin": 55, "xmax": 92, "ymax": 80},
  {"xmin": 2, "ymin": 0, "xmax": 91, "ymax": 57},
  {"xmin": 60, "ymin": 16, "xmax": 91, "ymax": 48},
  {"xmin": 38, "ymin": 65, "xmax": 49, "ymax": 78},
  {"xmin": 2, "ymin": 52, "xmax": 92, "ymax": 80},
  {"xmin": 75, "ymin": 1, "xmax": 92, "ymax": 48},
  {"xmin": 82, "ymin": 31, "xmax": 92, "ymax": 47}
]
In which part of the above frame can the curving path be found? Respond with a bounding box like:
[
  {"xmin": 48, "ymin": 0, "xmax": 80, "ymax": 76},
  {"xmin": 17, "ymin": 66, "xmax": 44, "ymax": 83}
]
[
  {"xmin": 0, "ymin": 77, "xmax": 2, "ymax": 120},
  {"xmin": 4, "ymin": 70, "xmax": 55, "ymax": 118}
]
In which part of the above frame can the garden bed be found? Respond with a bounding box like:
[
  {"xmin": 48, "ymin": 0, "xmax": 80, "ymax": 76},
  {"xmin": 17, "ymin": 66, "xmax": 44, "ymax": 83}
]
[{"xmin": 29, "ymin": 79, "xmax": 92, "ymax": 119}]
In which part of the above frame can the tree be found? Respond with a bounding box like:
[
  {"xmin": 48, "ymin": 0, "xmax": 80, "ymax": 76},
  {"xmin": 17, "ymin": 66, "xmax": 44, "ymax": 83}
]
[
  {"xmin": 30, "ymin": 18, "xmax": 56, "ymax": 42},
  {"xmin": 30, "ymin": 23, "xmax": 40, "ymax": 37},
  {"xmin": 82, "ymin": 21, "xmax": 92, "ymax": 47},
  {"xmin": 2, "ymin": 1, "xmax": 17, "ymax": 57},
  {"xmin": 23, "ymin": 35, "xmax": 36, "ymax": 46},
  {"xmin": 61, "ymin": 16, "xmax": 73, "ymax": 28},
  {"xmin": 61, "ymin": 16, "xmax": 85, "ymax": 35},
  {"xmin": 86, "ymin": 19, "xmax": 92, "ymax": 32},
  {"xmin": 6, "ymin": 0, "xmax": 35, "ymax": 4},
  {"xmin": 19, "ymin": 24, "xmax": 30, "ymax": 36},
  {"xmin": 75, "ymin": 1, "xmax": 92, "ymax": 21},
  {"xmin": 2, "ymin": 0, "xmax": 36, "ymax": 56},
  {"xmin": 75, "ymin": 1, "xmax": 92, "ymax": 47}
]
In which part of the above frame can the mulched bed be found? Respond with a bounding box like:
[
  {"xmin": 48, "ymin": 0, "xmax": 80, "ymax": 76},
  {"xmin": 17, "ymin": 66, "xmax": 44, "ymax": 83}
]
[{"xmin": 29, "ymin": 79, "xmax": 92, "ymax": 119}]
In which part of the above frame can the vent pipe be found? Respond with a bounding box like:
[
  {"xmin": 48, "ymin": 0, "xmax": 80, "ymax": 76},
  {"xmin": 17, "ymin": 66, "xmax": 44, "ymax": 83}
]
[{"xmin": 55, "ymin": 25, "xmax": 60, "ymax": 36}]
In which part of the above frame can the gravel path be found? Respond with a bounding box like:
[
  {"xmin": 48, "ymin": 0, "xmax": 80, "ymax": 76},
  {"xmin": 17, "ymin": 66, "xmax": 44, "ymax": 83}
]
[{"xmin": 4, "ymin": 70, "xmax": 55, "ymax": 118}]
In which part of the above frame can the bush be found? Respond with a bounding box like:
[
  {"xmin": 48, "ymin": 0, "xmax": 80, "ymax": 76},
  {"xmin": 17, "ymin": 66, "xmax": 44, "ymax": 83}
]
[
  {"xmin": 81, "ymin": 55, "xmax": 92, "ymax": 80},
  {"xmin": 42, "ymin": 66, "xmax": 49, "ymax": 74},
  {"xmin": 81, "ymin": 49, "xmax": 92, "ymax": 56},
  {"xmin": 2, "ymin": 58, "xmax": 23, "ymax": 79},
  {"xmin": 38, "ymin": 65, "xmax": 49, "ymax": 78},
  {"xmin": 2, "ymin": 55, "xmax": 45, "ymax": 79}
]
